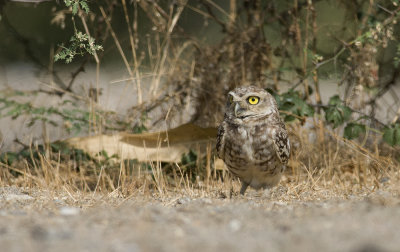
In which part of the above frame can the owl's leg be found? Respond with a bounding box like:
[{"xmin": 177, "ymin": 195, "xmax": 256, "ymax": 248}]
[{"xmin": 240, "ymin": 182, "xmax": 249, "ymax": 195}]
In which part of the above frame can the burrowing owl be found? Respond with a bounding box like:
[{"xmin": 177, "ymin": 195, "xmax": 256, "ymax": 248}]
[{"xmin": 216, "ymin": 86, "xmax": 290, "ymax": 195}]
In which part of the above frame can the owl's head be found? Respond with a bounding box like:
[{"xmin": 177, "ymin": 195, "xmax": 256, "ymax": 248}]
[{"xmin": 224, "ymin": 86, "xmax": 278, "ymax": 123}]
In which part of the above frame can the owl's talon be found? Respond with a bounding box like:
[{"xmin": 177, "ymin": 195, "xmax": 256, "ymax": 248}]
[{"xmin": 240, "ymin": 183, "xmax": 249, "ymax": 195}]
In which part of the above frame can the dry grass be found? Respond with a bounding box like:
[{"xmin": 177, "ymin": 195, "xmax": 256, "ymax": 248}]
[{"xmin": 1, "ymin": 120, "xmax": 399, "ymax": 203}]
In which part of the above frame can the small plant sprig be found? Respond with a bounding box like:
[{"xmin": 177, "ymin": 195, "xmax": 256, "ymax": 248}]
[
  {"xmin": 55, "ymin": 31, "xmax": 102, "ymax": 63},
  {"xmin": 0, "ymin": 96, "xmax": 99, "ymax": 135},
  {"xmin": 55, "ymin": 0, "xmax": 102, "ymax": 63},
  {"xmin": 64, "ymin": 0, "xmax": 89, "ymax": 15}
]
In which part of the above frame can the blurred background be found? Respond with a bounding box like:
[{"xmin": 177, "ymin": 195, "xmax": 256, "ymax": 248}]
[
  {"xmin": 1, "ymin": 5, "xmax": 400, "ymax": 251},
  {"xmin": 0, "ymin": 0, "xmax": 399, "ymax": 152}
]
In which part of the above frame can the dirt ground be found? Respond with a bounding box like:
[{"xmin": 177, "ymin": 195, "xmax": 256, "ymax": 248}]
[{"xmin": 1, "ymin": 185, "xmax": 400, "ymax": 252}]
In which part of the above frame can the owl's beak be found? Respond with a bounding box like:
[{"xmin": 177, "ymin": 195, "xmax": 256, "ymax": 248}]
[{"xmin": 234, "ymin": 102, "xmax": 241, "ymax": 117}]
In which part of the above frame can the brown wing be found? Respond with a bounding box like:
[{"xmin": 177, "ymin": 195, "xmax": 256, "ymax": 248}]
[
  {"xmin": 216, "ymin": 123, "xmax": 225, "ymax": 159},
  {"xmin": 273, "ymin": 125, "xmax": 290, "ymax": 164}
]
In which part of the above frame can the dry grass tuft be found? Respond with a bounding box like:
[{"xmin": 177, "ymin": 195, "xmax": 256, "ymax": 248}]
[{"xmin": 1, "ymin": 121, "xmax": 398, "ymax": 203}]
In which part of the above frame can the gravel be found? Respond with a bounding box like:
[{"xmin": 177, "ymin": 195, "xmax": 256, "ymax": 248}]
[{"xmin": 0, "ymin": 186, "xmax": 399, "ymax": 252}]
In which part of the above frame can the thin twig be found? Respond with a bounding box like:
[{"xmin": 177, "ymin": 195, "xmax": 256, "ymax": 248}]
[
  {"xmin": 200, "ymin": 0, "xmax": 228, "ymax": 31},
  {"xmin": 121, "ymin": 0, "xmax": 142, "ymax": 104},
  {"xmin": 289, "ymin": 47, "xmax": 346, "ymax": 91},
  {"xmin": 66, "ymin": 57, "xmax": 88, "ymax": 91},
  {"xmin": 79, "ymin": 10, "xmax": 99, "ymax": 64},
  {"xmin": 99, "ymin": 6, "xmax": 139, "ymax": 105}
]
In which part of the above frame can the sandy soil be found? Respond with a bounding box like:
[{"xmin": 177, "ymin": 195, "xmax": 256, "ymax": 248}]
[{"xmin": 1, "ymin": 186, "xmax": 400, "ymax": 252}]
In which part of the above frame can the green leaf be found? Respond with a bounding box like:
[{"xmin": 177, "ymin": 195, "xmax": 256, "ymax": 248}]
[
  {"xmin": 396, "ymin": 125, "xmax": 400, "ymax": 145},
  {"xmin": 383, "ymin": 127, "xmax": 395, "ymax": 146},
  {"xmin": 340, "ymin": 105, "xmax": 352, "ymax": 121},
  {"xmin": 325, "ymin": 107, "xmax": 343, "ymax": 128},
  {"xmin": 72, "ymin": 2, "xmax": 79, "ymax": 15},
  {"xmin": 80, "ymin": 1, "xmax": 90, "ymax": 13},
  {"xmin": 324, "ymin": 95, "xmax": 353, "ymax": 128},
  {"xmin": 344, "ymin": 123, "xmax": 366, "ymax": 140},
  {"xmin": 0, "ymin": 152, "xmax": 18, "ymax": 165},
  {"xmin": 64, "ymin": 0, "xmax": 73, "ymax": 7},
  {"xmin": 274, "ymin": 91, "xmax": 314, "ymax": 122},
  {"xmin": 383, "ymin": 124, "xmax": 400, "ymax": 146},
  {"xmin": 181, "ymin": 150, "xmax": 197, "ymax": 166},
  {"xmin": 328, "ymin": 95, "xmax": 341, "ymax": 106},
  {"xmin": 97, "ymin": 150, "xmax": 109, "ymax": 159}
]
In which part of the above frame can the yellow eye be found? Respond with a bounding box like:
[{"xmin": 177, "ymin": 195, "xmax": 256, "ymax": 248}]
[
  {"xmin": 248, "ymin": 96, "xmax": 259, "ymax": 105},
  {"xmin": 228, "ymin": 95, "xmax": 233, "ymax": 103}
]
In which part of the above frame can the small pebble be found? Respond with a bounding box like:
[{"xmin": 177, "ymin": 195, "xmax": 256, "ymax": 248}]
[
  {"xmin": 59, "ymin": 207, "xmax": 80, "ymax": 216},
  {"xmin": 229, "ymin": 219, "xmax": 241, "ymax": 232},
  {"xmin": 177, "ymin": 197, "xmax": 191, "ymax": 205}
]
